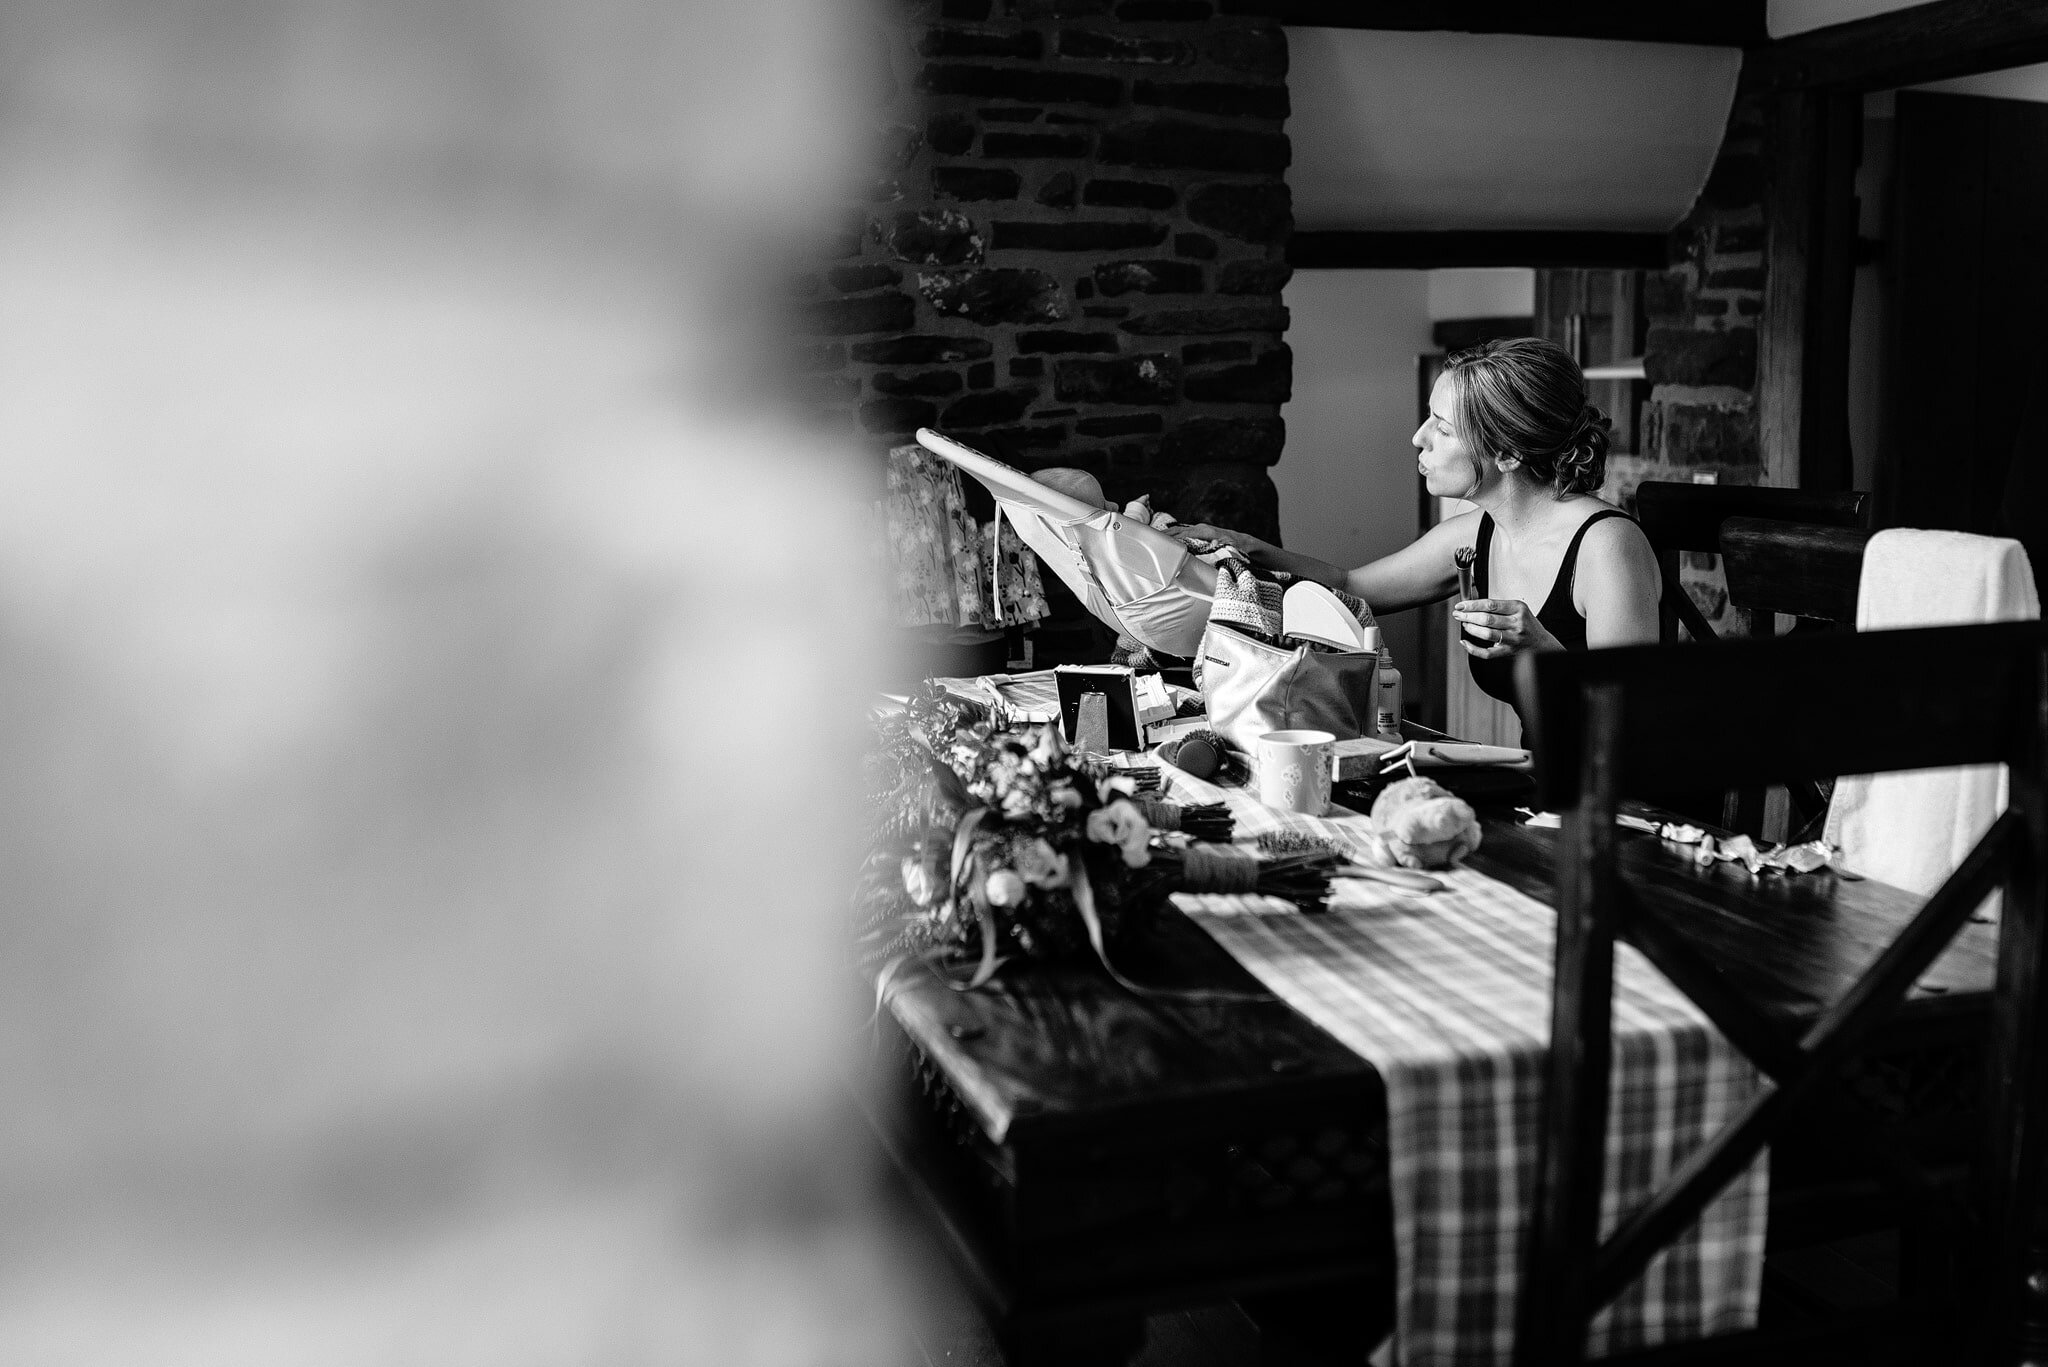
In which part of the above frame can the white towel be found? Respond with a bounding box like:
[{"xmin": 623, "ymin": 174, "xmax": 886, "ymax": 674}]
[{"xmin": 1824, "ymin": 528, "xmax": 2040, "ymax": 903}]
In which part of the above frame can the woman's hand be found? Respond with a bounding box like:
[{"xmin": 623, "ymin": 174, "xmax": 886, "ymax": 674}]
[
  {"xmin": 1170, "ymin": 522, "xmax": 1263, "ymax": 556},
  {"xmin": 1453, "ymin": 598, "xmax": 1562, "ymax": 658}
]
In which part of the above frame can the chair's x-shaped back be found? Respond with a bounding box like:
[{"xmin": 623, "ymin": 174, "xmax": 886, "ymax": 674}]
[{"xmin": 1513, "ymin": 622, "xmax": 2048, "ymax": 1364}]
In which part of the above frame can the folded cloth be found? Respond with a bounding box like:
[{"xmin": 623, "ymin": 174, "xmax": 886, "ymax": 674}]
[
  {"xmin": 1825, "ymin": 528, "xmax": 2040, "ymax": 902},
  {"xmin": 1183, "ymin": 536, "xmax": 1375, "ymax": 648}
]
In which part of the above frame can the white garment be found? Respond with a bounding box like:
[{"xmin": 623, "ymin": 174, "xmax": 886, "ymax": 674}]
[{"xmin": 1824, "ymin": 528, "xmax": 2040, "ymax": 901}]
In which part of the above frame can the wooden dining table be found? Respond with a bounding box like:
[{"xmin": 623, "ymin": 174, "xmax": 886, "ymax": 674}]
[{"xmin": 862, "ymin": 787, "xmax": 2002, "ymax": 1367}]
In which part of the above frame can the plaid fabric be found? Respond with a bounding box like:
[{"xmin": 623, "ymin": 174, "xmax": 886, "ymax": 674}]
[{"xmin": 1160, "ymin": 765, "xmax": 1769, "ymax": 1366}]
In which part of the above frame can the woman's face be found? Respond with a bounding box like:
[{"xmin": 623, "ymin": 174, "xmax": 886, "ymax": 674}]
[{"xmin": 1412, "ymin": 373, "xmax": 1491, "ymax": 500}]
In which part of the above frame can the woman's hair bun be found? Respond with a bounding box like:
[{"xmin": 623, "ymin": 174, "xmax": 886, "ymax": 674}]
[{"xmin": 1441, "ymin": 337, "xmax": 1612, "ymax": 498}]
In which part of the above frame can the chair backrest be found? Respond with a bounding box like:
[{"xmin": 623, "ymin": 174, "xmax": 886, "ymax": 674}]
[
  {"xmin": 1510, "ymin": 622, "xmax": 2048, "ymax": 1364},
  {"xmin": 1634, "ymin": 483, "xmax": 1871, "ymax": 646},
  {"xmin": 1719, "ymin": 517, "xmax": 1875, "ymax": 631},
  {"xmin": 1516, "ymin": 620, "xmax": 2040, "ymax": 811}
]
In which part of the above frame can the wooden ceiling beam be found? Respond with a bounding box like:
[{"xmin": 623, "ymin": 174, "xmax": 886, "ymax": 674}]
[
  {"xmin": 1219, "ymin": 1, "xmax": 1766, "ymax": 48},
  {"xmin": 1742, "ymin": 0, "xmax": 2048, "ymax": 95},
  {"xmin": 1289, "ymin": 230, "xmax": 1668, "ymax": 270}
]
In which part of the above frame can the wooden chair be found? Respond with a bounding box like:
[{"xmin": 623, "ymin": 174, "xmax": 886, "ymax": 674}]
[
  {"xmin": 1512, "ymin": 622, "xmax": 2048, "ymax": 1365},
  {"xmin": 1720, "ymin": 515, "xmax": 1876, "ymax": 635},
  {"xmin": 1634, "ymin": 482, "xmax": 1871, "ymax": 645}
]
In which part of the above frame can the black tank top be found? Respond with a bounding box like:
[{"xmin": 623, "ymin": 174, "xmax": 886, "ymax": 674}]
[{"xmin": 1466, "ymin": 508, "xmax": 1633, "ymax": 706}]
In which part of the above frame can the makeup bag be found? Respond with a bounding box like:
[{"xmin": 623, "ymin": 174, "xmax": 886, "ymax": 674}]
[{"xmin": 1194, "ymin": 621, "xmax": 1381, "ymax": 755}]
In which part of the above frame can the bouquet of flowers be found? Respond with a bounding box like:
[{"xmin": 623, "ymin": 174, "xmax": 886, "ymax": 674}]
[{"xmin": 858, "ymin": 684, "xmax": 1166, "ymax": 988}]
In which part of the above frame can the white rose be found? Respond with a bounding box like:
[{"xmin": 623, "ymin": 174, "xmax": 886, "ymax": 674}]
[{"xmin": 983, "ymin": 869, "xmax": 1027, "ymax": 908}]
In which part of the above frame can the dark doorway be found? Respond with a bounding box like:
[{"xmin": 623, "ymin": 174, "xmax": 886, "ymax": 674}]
[{"xmin": 1884, "ymin": 90, "xmax": 2048, "ymax": 552}]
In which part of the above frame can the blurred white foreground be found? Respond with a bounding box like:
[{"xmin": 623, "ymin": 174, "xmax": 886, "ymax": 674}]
[{"xmin": 0, "ymin": 0, "xmax": 908, "ymax": 1362}]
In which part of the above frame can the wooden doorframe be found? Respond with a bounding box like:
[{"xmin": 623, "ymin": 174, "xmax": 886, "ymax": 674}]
[{"xmin": 1741, "ymin": 1, "xmax": 2048, "ymax": 493}]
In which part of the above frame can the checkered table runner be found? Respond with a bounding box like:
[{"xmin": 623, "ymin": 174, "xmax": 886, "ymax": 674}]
[{"xmin": 1158, "ymin": 764, "xmax": 1768, "ymax": 1365}]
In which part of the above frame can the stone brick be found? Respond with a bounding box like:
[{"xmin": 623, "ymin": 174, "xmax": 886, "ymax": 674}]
[
  {"xmin": 983, "ymin": 132, "xmax": 1092, "ymax": 159},
  {"xmin": 1694, "ymin": 297, "xmax": 1730, "ymax": 316},
  {"xmin": 804, "ymin": 291, "xmax": 917, "ymax": 336},
  {"xmin": 1187, "ymin": 185, "xmax": 1290, "ymax": 246},
  {"xmin": 1099, "ymin": 119, "xmax": 1290, "ymax": 173},
  {"xmin": 1160, "ymin": 416, "xmax": 1285, "ymax": 465},
  {"xmin": 1010, "ymin": 357, "xmax": 1045, "ymax": 377},
  {"xmin": 1077, "ymin": 413, "xmax": 1165, "ymax": 437},
  {"xmin": 968, "ymin": 362, "xmax": 996, "ymax": 388},
  {"xmin": 1074, "ymin": 278, "xmax": 1095, "ymax": 299},
  {"xmin": 1119, "ymin": 303, "xmax": 1289, "ymax": 334},
  {"xmin": 1056, "ymin": 30, "xmax": 1193, "ymax": 64},
  {"xmin": 850, "ymin": 334, "xmax": 993, "ymax": 364},
  {"xmin": 974, "ymin": 423, "xmax": 1070, "ymax": 452},
  {"xmin": 919, "ymin": 28, "xmax": 1043, "ymax": 60},
  {"xmin": 1017, "ymin": 330, "xmax": 1120, "ymax": 353},
  {"xmin": 1736, "ymin": 298, "xmax": 1761, "ymax": 316},
  {"xmin": 874, "ymin": 208, "xmax": 985, "ymax": 265},
  {"xmin": 793, "ymin": 341, "xmax": 845, "ymax": 370},
  {"xmin": 1093, "ymin": 259, "xmax": 1204, "ymax": 296},
  {"xmin": 942, "ymin": 0, "xmax": 992, "ymax": 16},
  {"xmin": 872, "ymin": 370, "xmax": 964, "ymax": 397},
  {"xmin": 1035, "ymin": 170, "xmax": 1078, "ymax": 208},
  {"xmin": 1659, "ymin": 402, "xmax": 1758, "ymax": 466},
  {"xmin": 1175, "ymin": 233, "xmax": 1218, "ymax": 259},
  {"xmin": 1218, "ymin": 259, "xmax": 1292, "ymax": 295},
  {"xmin": 1185, "ymin": 346, "xmax": 1290, "ymax": 403},
  {"xmin": 917, "ymin": 64, "xmax": 1123, "ymax": 108},
  {"xmin": 1643, "ymin": 326, "xmax": 1757, "ymax": 388},
  {"xmin": 926, "ymin": 113, "xmax": 975, "ymax": 157},
  {"xmin": 1083, "ymin": 179, "xmax": 1177, "ymax": 210},
  {"xmin": 918, "ymin": 267, "xmax": 1069, "ymax": 325},
  {"xmin": 942, "ymin": 387, "xmax": 1040, "ymax": 427},
  {"xmin": 1643, "ymin": 268, "xmax": 1690, "ymax": 319},
  {"xmin": 1033, "ymin": 407, "xmax": 1079, "ymax": 420},
  {"xmin": 992, "ymin": 220, "xmax": 1170, "ymax": 251},
  {"xmin": 1182, "ymin": 339, "xmax": 1252, "ymax": 364},
  {"xmin": 1705, "ymin": 267, "xmax": 1765, "ymax": 291},
  {"xmin": 860, "ymin": 397, "xmax": 939, "ymax": 434},
  {"xmin": 1084, "ymin": 305, "xmax": 1131, "ymax": 318},
  {"xmin": 1204, "ymin": 26, "xmax": 1286, "ymax": 76},
  {"xmin": 1117, "ymin": 0, "xmax": 1210, "ymax": 16},
  {"xmin": 829, "ymin": 263, "xmax": 903, "ymax": 292},
  {"xmin": 980, "ymin": 107, "xmax": 1042, "ymax": 122},
  {"xmin": 1700, "ymin": 154, "xmax": 1763, "ymax": 210},
  {"xmin": 1054, "ymin": 353, "xmax": 1182, "ymax": 405},
  {"xmin": 1133, "ymin": 80, "xmax": 1289, "ymax": 120},
  {"xmin": 933, "ymin": 166, "xmax": 1021, "ymax": 201}
]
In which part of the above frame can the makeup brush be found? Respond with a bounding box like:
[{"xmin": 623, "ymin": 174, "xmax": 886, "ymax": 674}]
[{"xmin": 1453, "ymin": 544, "xmax": 1477, "ymax": 603}]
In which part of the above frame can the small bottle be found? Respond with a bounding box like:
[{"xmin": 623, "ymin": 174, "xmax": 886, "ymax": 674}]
[{"xmin": 1377, "ymin": 651, "xmax": 1403, "ymax": 740}]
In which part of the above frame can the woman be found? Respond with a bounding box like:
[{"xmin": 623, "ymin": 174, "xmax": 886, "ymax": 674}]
[{"xmin": 1172, "ymin": 336, "xmax": 1661, "ymax": 709}]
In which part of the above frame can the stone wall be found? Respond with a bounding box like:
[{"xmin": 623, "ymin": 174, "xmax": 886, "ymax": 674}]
[
  {"xmin": 799, "ymin": 0, "xmax": 1294, "ymax": 546},
  {"xmin": 1625, "ymin": 93, "xmax": 1770, "ymax": 630}
]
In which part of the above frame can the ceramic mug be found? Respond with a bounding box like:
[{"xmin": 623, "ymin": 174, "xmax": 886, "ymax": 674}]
[{"xmin": 1256, "ymin": 729, "xmax": 1335, "ymax": 816}]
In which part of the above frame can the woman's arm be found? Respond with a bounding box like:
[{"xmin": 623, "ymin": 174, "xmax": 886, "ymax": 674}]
[
  {"xmin": 1572, "ymin": 515, "xmax": 1663, "ymax": 649},
  {"xmin": 1172, "ymin": 511, "xmax": 1475, "ymax": 612}
]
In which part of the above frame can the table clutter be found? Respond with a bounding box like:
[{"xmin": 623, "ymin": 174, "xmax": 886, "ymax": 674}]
[{"xmin": 865, "ymin": 670, "xmax": 1771, "ymax": 1366}]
